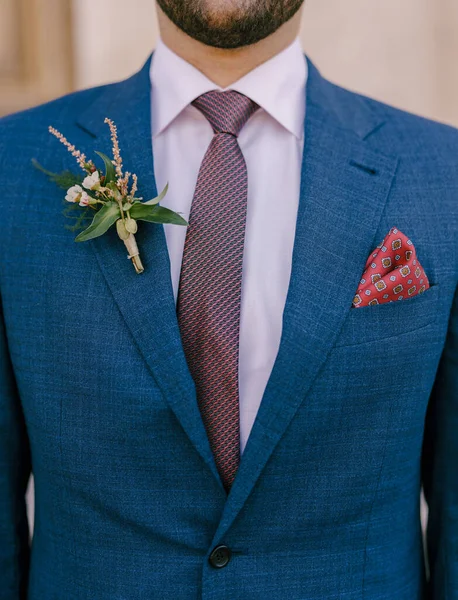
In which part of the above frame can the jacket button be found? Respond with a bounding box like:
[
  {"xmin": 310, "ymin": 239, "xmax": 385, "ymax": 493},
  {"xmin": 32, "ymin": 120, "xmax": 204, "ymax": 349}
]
[{"xmin": 209, "ymin": 545, "xmax": 231, "ymax": 569}]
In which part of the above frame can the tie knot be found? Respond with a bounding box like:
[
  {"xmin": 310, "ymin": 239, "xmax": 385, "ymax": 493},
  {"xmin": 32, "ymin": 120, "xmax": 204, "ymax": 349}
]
[{"xmin": 192, "ymin": 90, "xmax": 259, "ymax": 137}]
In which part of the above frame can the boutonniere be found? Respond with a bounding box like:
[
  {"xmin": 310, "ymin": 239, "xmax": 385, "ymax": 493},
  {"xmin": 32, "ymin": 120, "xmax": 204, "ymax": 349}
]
[{"xmin": 33, "ymin": 118, "xmax": 187, "ymax": 274}]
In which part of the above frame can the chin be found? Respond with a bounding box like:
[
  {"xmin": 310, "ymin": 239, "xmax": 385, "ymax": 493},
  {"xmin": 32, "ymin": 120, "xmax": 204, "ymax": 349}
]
[{"xmin": 201, "ymin": 0, "xmax": 246, "ymax": 25}]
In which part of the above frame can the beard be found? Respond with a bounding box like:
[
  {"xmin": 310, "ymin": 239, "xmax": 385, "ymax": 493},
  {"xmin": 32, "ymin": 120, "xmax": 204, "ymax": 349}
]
[{"xmin": 156, "ymin": 0, "xmax": 305, "ymax": 49}]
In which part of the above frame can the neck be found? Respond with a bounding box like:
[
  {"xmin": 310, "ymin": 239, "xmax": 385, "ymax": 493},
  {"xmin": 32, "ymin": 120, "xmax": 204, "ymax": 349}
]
[{"xmin": 156, "ymin": 6, "xmax": 303, "ymax": 88}]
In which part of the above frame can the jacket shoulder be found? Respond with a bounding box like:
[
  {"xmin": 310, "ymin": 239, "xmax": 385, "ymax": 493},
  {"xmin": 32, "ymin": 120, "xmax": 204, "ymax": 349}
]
[
  {"xmin": 333, "ymin": 82, "xmax": 458, "ymax": 155},
  {"xmin": 0, "ymin": 83, "xmax": 111, "ymax": 151},
  {"xmin": 0, "ymin": 82, "xmax": 122, "ymax": 215}
]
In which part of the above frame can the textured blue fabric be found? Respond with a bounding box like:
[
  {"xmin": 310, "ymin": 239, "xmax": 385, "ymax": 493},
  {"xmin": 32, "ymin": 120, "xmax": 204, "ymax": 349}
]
[{"xmin": 0, "ymin": 55, "xmax": 457, "ymax": 599}]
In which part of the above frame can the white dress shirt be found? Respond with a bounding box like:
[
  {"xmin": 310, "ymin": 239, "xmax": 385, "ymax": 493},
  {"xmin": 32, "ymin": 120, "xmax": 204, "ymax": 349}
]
[{"xmin": 150, "ymin": 38, "xmax": 307, "ymax": 452}]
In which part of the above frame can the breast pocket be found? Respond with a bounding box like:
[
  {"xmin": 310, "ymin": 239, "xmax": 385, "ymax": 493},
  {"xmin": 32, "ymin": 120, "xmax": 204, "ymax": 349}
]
[{"xmin": 334, "ymin": 284, "xmax": 440, "ymax": 347}]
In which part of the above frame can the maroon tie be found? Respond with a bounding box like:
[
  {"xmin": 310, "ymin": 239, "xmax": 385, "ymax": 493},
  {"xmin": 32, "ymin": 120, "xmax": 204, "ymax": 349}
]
[{"xmin": 177, "ymin": 90, "xmax": 259, "ymax": 491}]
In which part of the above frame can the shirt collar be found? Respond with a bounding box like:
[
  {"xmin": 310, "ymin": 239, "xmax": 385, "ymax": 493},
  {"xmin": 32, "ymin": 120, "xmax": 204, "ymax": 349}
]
[{"xmin": 150, "ymin": 37, "xmax": 307, "ymax": 140}]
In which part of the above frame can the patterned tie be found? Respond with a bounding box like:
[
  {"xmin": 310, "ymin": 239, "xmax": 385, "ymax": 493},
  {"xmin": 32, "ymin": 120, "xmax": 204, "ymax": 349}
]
[{"xmin": 177, "ymin": 90, "xmax": 259, "ymax": 491}]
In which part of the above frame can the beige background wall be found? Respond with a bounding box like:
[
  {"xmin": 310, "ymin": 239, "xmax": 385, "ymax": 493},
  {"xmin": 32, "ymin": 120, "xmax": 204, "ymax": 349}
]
[
  {"xmin": 1, "ymin": 0, "xmax": 457, "ymax": 125},
  {"xmin": 0, "ymin": 0, "xmax": 73, "ymax": 115}
]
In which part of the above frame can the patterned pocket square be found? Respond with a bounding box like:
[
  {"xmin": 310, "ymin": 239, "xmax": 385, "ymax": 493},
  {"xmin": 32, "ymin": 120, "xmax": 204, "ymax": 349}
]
[{"xmin": 352, "ymin": 227, "xmax": 430, "ymax": 308}]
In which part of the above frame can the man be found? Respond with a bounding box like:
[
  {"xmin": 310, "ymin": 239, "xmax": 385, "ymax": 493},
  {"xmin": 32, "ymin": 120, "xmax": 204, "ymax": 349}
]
[{"xmin": 0, "ymin": 1, "xmax": 456, "ymax": 598}]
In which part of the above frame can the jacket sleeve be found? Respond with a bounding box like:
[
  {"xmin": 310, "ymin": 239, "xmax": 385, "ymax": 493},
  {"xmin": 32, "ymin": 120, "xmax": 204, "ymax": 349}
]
[
  {"xmin": 0, "ymin": 297, "xmax": 31, "ymax": 599},
  {"xmin": 422, "ymin": 284, "xmax": 458, "ymax": 599}
]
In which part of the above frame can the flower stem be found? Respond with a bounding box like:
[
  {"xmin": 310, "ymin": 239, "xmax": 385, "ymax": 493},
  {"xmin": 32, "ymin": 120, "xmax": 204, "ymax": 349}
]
[
  {"xmin": 118, "ymin": 199, "xmax": 126, "ymax": 222},
  {"xmin": 123, "ymin": 233, "xmax": 144, "ymax": 274}
]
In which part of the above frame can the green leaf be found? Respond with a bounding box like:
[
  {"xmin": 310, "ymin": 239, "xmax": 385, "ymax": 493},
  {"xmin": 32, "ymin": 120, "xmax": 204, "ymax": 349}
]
[
  {"xmin": 95, "ymin": 151, "xmax": 116, "ymax": 185},
  {"xmin": 129, "ymin": 203, "xmax": 188, "ymax": 226},
  {"xmin": 62, "ymin": 202, "xmax": 93, "ymax": 232},
  {"xmin": 143, "ymin": 182, "xmax": 169, "ymax": 205},
  {"xmin": 75, "ymin": 201, "xmax": 121, "ymax": 242},
  {"xmin": 32, "ymin": 159, "xmax": 83, "ymax": 190}
]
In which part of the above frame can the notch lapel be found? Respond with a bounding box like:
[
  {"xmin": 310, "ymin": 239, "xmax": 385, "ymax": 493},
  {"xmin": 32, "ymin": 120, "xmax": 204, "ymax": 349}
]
[
  {"xmin": 210, "ymin": 60, "xmax": 399, "ymax": 544},
  {"xmin": 74, "ymin": 56, "xmax": 399, "ymax": 514},
  {"xmin": 75, "ymin": 57, "xmax": 223, "ymax": 488}
]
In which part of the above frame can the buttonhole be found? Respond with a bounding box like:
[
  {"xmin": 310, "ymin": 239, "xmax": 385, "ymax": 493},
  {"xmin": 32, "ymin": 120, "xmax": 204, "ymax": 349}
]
[{"xmin": 349, "ymin": 160, "xmax": 378, "ymax": 176}]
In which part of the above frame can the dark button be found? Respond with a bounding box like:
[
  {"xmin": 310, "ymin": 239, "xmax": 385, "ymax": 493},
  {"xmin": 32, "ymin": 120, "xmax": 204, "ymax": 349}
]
[{"xmin": 209, "ymin": 545, "xmax": 231, "ymax": 569}]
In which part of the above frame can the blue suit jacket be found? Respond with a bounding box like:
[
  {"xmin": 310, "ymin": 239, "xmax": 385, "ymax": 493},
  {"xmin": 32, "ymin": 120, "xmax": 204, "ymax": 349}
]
[{"xmin": 0, "ymin": 55, "xmax": 457, "ymax": 600}]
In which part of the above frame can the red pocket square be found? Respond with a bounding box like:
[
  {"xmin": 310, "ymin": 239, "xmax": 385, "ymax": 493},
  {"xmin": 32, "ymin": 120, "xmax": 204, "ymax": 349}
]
[{"xmin": 352, "ymin": 227, "xmax": 430, "ymax": 308}]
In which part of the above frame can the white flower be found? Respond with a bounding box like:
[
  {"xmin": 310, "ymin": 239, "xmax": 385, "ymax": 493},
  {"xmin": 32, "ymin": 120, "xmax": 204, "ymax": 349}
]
[
  {"xmin": 65, "ymin": 185, "xmax": 84, "ymax": 203},
  {"xmin": 82, "ymin": 171, "xmax": 100, "ymax": 191},
  {"xmin": 78, "ymin": 192, "xmax": 90, "ymax": 207}
]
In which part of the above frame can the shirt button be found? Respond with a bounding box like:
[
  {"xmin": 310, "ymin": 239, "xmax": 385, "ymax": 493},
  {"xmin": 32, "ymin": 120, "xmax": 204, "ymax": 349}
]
[{"xmin": 209, "ymin": 545, "xmax": 231, "ymax": 569}]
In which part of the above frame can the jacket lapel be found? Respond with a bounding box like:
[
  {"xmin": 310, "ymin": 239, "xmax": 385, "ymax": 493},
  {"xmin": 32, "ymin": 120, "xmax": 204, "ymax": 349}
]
[
  {"xmin": 74, "ymin": 56, "xmax": 399, "ymax": 514},
  {"xmin": 210, "ymin": 60, "xmax": 399, "ymax": 544},
  {"xmin": 75, "ymin": 57, "xmax": 223, "ymax": 488}
]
